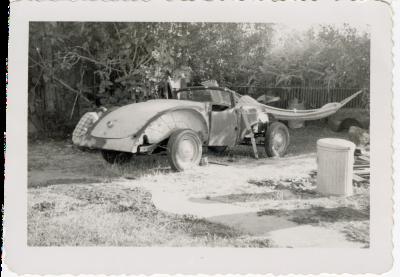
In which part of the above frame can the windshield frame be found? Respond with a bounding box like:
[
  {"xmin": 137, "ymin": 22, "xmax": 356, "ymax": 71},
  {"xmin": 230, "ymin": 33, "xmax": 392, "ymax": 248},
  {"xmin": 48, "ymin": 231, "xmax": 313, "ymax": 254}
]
[{"xmin": 177, "ymin": 87, "xmax": 236, "ymax": 108}]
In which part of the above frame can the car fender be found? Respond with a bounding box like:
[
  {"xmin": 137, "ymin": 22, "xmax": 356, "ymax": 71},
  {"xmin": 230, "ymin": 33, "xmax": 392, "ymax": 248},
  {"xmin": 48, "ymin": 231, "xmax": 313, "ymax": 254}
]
[
  {"xmin": 91, "ymin": 99, "xmax": 206, "ymax": 139},
  {"xmin": 138, "ymin": 107, "xmax": 209, "ymax": 145}
]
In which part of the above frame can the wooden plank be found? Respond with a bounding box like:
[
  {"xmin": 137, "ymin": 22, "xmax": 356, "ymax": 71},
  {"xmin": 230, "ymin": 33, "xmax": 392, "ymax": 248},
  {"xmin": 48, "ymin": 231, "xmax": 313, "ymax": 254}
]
[
  {"xmin": 353, "ymin": 174, "xmax": 366, "ymax": 182},
  {"xmin": 355, "ymin": 160, "xmax": 369, "ymax": 165},
  {"xmin": 354, "ymin": 162, "xmax": 369, "ymax": 166},
  {"xmin": 356, "ymin": 173, "xmax": 370, "ymax": 177},
  {"xmin": 241, "ymin": 108, "xmax": 258, "ymax": 159},
  {"xmin": 208, "ymin": 161, "xmax": 229, "ymax": 166},
  {"xmin": 355, "ymin": 165, "xmax": 369, "ymax": 168},
  {"xmin": 355, "ymin": 158, "xmax": 369, "ymax": 162},
  {"xmin": 358, "ymin": 155, "xmax": 370, "ymax": 162},
  {"xmin": 355, "ymin": 157, "xmax": 369, "ymax": 161},
  {"xmin": 250, "ymin": 135, "xmax": 259, "ymax": 159},
  {"xmin": 354, "ymin": 169, "xmax": 370, "ymax": 174}
]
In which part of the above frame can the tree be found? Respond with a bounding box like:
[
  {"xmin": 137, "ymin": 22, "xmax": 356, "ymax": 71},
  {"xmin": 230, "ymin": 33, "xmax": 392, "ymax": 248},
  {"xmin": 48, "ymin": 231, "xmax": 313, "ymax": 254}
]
[
  {"xmin": 28, "ymin": 22, "xmax": 369, "ymax": 136},
  {"xmin": 260, "ymin": 24, "xmax": 370, "ymax": 89}
]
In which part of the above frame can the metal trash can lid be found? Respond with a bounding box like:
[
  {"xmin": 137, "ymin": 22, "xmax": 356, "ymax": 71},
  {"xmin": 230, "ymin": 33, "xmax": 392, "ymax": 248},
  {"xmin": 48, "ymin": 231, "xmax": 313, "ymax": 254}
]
[{"xmin": 317, "ymin": 138, "xmax": 355, "ymax": 151}]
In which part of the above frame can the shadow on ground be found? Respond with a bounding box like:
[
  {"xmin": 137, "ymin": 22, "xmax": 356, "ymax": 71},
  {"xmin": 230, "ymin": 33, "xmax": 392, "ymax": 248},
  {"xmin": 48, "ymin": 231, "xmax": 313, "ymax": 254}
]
[
  {"xmin": 257, "ymin": 206, "xmax": 369, "ymax": 225},
  {"xmin": 28, "ymin": 122, "xmax": 349, "ymax": 187},
  {"xmin": 28, "ymin": 140, "xmax": 173, "ymax": 187}
]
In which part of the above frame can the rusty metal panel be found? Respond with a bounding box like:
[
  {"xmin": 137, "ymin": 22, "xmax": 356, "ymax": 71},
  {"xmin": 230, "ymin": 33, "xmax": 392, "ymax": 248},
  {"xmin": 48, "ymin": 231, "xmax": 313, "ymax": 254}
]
[
  {"xmin": 208, "ymin": 108, "xmax": 238, "ymax": 147},
  {"xmin": 78, "ymin": 135, "xmax": 138, "ymax": 153},
  {"xmin": 144, "ymin": 109, "xmax": 209, "ymax": 144},
  {"xmin": 237, "ymin": 108, "xmax": 259, "ymax": 140},
  {"xmin": 91, "ymin": 99, "xmax": 206, "ymax": 139}
]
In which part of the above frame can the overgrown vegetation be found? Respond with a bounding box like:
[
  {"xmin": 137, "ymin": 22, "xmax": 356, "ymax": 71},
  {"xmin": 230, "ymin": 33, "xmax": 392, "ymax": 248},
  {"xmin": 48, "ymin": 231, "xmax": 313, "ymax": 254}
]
[{"xmin": 28, "ymin": 22, "xmax": 370, "ymax": 136}]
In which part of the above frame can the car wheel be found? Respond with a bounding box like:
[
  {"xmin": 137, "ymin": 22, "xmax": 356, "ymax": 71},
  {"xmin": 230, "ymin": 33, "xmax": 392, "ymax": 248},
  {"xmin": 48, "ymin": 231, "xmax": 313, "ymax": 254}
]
[
  {"xmin": 328, "ymin": 117, "xmax": 341, "ymax": 132},
  {"xmin": 340, "ymin": 118, "xmax": 362, "ymax": 131},
  {"xmin": 167, "ymin": 129, "xmax": 202, "ymax": 171},
  {"xmin": 265, "ymin": 122, "xmax": 290, "ymax": 157},
  {"xmin": 101, "ymin": 150, "xmax": 133, "ymax": 164},
  {"xmin": 208, "ymin": 146, "xmax": 227, "ymax": 154}
]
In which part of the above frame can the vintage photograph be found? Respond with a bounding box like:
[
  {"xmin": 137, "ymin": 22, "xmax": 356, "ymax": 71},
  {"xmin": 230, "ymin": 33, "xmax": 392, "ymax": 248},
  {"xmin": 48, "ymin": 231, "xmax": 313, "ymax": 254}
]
[{"xmin": 27, "ymin": 21, "xmax": 371, "ymax": 248}]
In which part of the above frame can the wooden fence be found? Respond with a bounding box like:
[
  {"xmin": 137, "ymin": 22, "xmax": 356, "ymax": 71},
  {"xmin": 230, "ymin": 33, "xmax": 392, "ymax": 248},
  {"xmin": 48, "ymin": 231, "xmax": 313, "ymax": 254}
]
[{"xmin": 229, "ymin": 86, "xmax": 366, "ymax": 109}]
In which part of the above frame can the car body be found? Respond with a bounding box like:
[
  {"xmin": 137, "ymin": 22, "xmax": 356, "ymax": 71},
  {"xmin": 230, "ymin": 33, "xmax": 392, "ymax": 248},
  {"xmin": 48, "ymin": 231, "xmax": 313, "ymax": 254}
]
[
  {"xmin": 74, "ymin": 86, "xmax": 290, "ymax": 170},
  {"xmin": 327, "ymin": 108, "xmax": 370, "ymax": 132}
]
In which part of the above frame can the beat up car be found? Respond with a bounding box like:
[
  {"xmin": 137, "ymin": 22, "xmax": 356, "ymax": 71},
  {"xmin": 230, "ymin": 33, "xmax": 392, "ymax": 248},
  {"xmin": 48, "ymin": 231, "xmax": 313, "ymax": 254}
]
[
  {"xmin": 327, "ymin": 108, "xmax": 370, "ymax": 132},
  {"xmin": 73, "ymin": 86, "xmax": 290, "ymax": 171}
]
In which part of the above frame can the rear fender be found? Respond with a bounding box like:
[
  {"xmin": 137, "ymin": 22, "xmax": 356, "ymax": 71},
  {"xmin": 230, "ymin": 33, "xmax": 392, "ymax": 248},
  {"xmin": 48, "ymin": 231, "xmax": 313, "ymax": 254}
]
[{"xmin": 137, "ymin": 108, "xmax": 209, "ymax": 146}]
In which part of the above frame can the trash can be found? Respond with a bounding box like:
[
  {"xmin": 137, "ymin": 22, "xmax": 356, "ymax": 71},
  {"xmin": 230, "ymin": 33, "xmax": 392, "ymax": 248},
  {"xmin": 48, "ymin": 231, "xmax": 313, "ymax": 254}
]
[{"xmin": 316, "ymin": 138, "xmax": 356, "ymax": 196}]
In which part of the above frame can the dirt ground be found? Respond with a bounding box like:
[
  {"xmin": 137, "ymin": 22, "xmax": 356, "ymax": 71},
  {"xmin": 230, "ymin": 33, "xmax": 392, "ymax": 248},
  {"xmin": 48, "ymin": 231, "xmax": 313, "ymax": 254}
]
[{"xmin": 28, "ymin": 122, "xmax": 370, "ymax": 247}]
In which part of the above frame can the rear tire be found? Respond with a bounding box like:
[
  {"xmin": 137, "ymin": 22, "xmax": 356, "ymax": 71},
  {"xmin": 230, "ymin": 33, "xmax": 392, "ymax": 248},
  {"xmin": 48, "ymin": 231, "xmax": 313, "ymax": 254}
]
[
  {"xmin": 101, "ymin": 150, "xmax": 133, "ymax": 164},
  {"xmin": 340, "ymin": 118, "xmax": 362, "ymax": 131},
  {"xmin": 265, "ymin": 122, "xmax": 290, "ymax": 157},
  {"xmin": 167, "ymin": 129, "xmax": 202, "ymax": 171},
  {"xmin": 328, "ymin": 117, "xmax": 341, "ymax": 132},
  {"xmin": 208, "ymin": 146, "xmax": 227, "ymax": 154}
]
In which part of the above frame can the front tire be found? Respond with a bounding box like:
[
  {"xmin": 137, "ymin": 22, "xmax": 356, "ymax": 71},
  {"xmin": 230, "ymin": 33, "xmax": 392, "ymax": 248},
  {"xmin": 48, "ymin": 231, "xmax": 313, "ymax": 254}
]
[
  {"xmin": 101, "ymin": 150, "xmax": 133, "ymax": 164},
  {"xmin": 265, "ymin": 122, "xmax": 290, "ymax": 157},
  {"xmin": 167, "ymin": 129, "xmax": 202, "ymax": 171}
]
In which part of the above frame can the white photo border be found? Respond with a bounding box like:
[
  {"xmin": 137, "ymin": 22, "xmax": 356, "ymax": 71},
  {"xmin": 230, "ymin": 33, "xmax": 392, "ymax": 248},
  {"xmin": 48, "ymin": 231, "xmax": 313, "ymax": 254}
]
[{"xmin": 5, "ymin": 0, "xmax": 394, "ymax": 274}]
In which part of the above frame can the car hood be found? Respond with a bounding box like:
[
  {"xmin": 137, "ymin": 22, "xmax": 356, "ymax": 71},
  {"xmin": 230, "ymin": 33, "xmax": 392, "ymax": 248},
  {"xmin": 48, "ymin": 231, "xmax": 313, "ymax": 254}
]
[{"xmin": 91, "ymin": 99, "xmax": 206, "ymax": 139}]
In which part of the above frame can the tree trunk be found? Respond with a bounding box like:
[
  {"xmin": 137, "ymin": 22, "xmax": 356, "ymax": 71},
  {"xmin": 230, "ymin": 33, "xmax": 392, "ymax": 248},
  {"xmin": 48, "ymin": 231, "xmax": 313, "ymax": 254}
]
[{"xmin": 43, "ymin": 26, "xmax": 56, "ymax": 113}]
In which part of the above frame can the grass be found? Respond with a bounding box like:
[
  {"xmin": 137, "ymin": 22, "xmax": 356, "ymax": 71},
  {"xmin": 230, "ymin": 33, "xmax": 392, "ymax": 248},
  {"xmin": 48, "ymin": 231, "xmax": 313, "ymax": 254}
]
[
  {"xmin": 27, "ymin": 122, "xmax": 366, "ymax": 247},
  {"xmin": 250, "ymin": 170, "xmax": 370, "ymax": 248},
  {"xmin": 28, "ymin": 140, "xmax": 173, "ymax": 187},
  {"xmin": 28, "ymin": 183, "xmax": 271, "ymax": 247},
  {"xmin": 255, "ymin": 183, "xmax": 370, "ymax": 248}
]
